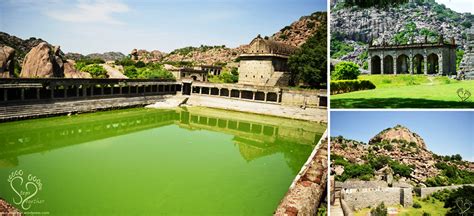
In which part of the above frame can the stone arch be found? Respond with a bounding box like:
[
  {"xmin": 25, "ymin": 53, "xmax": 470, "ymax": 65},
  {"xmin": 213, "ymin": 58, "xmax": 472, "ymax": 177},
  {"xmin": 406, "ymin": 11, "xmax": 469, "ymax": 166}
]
[
  {"xmin": 412, "ymin": 54, "xmax": 424, "ymax": 74},
  {"xmin": 396, "ymin": 54, "xmax": 409, "ymax": 74},
  {"xmin": 427, "ymin": 53, "xmax": 439, "ymax": 74},
  {"xmin": 383, "ymin": 55, "xmax": 394, "ymax": 74},
  {"xmin": 371, "ymin": 55, "xmax": 381, "ymax": 74}
]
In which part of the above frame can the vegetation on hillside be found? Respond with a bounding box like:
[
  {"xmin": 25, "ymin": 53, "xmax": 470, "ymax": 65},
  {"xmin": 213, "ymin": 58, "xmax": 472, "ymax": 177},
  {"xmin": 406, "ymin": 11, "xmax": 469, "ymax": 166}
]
[
  {"xmin": 425, "ymin": 162, "xmax": 474, "ymax": 186},
  {"xmin": 115, "ymin": 57, "xmax": 175, "ymax": 80},
  {"xmin": 74, "ymin": 58, "xmax": 107, "ymax": 78},
  {"xmin": 168, "ymin": 45, "xmax": 227, "ymax": 56},
  {"xmin": 288, "ymin": 14, "xmax": 327, "ymax": 88},
  {"xmin": 332, "ymin": 152, "xmax": 414, "ymax": 182}
]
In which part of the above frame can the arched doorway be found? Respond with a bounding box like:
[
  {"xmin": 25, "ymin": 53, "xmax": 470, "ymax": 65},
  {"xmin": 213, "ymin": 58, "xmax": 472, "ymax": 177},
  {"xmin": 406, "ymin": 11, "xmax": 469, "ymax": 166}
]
[
  {"xmin": 191, "ymin": 75, "xmax": 197, "ymax": 81},
  {"xmin": 427, "ymin": 53, "xmax": 439, "ymax": 74},
  {"xmin": 383, "ymin": 55, "xmax": 394, "ymax": 74},
  {"xmin": 396, "ymin": 54, "xmax": 409, "ymax": 74},
  {"xmin": 371, "ymin": 55, "xmax": 381, "ymax": 74},
  {"xmin": 412, "ymin": 54, "xmax": 424, "ymax": 74}
]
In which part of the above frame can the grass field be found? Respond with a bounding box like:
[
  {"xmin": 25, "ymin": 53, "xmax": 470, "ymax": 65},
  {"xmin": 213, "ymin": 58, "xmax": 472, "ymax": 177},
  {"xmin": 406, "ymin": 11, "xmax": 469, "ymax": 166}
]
[
  {"xmin": 354, "ymin": 197, "xmax": 449, "ymax": 216},
  {"xmin": 331, "ymin": 75, "xmax": 474, "ymax": 108}
]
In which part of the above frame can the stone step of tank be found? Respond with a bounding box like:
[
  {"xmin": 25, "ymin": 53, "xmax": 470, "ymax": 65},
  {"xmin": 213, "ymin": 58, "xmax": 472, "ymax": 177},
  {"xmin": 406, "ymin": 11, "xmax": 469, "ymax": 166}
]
[{"xmin": 0, "ymin": 96, "xmax": 164, "ymax": 121}]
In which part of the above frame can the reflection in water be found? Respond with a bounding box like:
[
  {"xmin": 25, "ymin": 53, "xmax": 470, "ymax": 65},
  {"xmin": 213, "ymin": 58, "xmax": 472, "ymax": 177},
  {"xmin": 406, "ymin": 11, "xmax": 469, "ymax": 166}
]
[{"xmin": 0, "ymin": 108, "xmax": 323, "ymax": 173}]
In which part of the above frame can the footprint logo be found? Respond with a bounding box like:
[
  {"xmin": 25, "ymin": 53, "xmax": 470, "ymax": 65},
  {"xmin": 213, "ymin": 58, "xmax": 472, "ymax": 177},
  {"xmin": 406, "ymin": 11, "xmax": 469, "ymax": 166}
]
[{"xmin": 8, "ymin": 170, "xmax": 43, "ymax": 210}]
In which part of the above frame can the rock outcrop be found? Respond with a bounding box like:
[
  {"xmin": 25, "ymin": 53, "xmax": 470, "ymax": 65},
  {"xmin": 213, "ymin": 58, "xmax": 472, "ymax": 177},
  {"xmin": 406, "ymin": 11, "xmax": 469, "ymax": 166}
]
[
  {"xmin": 0, "ymin": 45, "xmax": 15, "ymax": 78},
  {"xmin": 271, "ymin": 11, "xmax": 326, "ymax": 47},
  {"xmin": 130, "ymin": 49, "xmax": 165, "ymax": 63},
  {"xmin": 331, "ymin": 125, "xmax": 473, "ymax": 183},
  {"xmin": 369, "ymin": 125, "xmax": 426, "ymax": 149},
  {"xmin": 20, "ymin": 42, "xmax": 90, "ymax": 78},
  {"xmin": 0, "ymin": 31, "xmax": 46, "ymax": 63},
  {"xmin": 460, "ymin": 27, "xmax": 474, "ymax": 75},
  {"xmin": 331, "ymin": 1, "xmax": 473, "ymax": 63},
  {"xmin": 86, "ymin": 52, "xmax": 125, "ymax": 61}
]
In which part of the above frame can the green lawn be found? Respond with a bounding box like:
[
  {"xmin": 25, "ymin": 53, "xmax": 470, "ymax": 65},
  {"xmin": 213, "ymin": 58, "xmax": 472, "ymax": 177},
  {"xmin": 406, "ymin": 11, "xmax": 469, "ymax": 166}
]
[
  {"xmin": 331, "ymin": 75, "xmax": 474, "ymax": 108},
  {"xmin": 355, "ymin": 197, "xmax": 449, "ymax": 216}
]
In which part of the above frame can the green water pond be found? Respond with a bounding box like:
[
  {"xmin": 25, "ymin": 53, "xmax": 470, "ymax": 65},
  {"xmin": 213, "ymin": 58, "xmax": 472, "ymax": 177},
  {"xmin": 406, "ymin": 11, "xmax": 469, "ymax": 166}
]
[{"xmin": 0, "ymin": 107, "xmax": 325, "ymax": 215}]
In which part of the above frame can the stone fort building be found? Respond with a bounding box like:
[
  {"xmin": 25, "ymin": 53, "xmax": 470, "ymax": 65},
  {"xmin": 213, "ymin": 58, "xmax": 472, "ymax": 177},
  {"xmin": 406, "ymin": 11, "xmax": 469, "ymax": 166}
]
[
  {"xmin": 368, "ymin": 36, "xmax": 457, "ymax": 75},
  {"xmin": 238, "ymin": 35, "xmax": 298, "ymax": 86}
]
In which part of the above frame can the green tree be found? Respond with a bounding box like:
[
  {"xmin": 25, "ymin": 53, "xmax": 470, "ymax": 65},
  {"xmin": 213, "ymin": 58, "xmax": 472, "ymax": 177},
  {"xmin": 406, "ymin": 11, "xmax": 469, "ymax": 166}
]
[
  {"xmin": 288, "ymin": 14, "xmax": 327, "ymax": 88},
  {"xmin": 445, "ymin": 186, "xmax": 474, "ymax": 215},
  {"xmin": 332, "ymin": 61, "xmax": 360, "ymax": 80},
  {"xmin": 80, "ymin": 64, "xmax": 108, "ymax": 78},
  {"xmin": 370, "ymin": 202, "xmax": 388, "ymax": 216}
]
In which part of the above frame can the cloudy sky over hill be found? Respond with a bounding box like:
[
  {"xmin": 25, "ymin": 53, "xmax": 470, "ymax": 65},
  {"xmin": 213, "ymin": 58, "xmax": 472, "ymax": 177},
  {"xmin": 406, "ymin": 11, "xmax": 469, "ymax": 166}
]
[{"xmin": 0, "ymin": 0, "xmax": 326, "ymax": 54}]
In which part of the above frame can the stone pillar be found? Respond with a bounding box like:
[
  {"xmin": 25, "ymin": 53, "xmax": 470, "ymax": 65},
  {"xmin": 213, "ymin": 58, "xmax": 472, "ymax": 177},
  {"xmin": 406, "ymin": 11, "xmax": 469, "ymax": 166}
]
[
  {"xmin": 252, "ymin": 91, "xmax": 256, "ymax": 100},
  {"xmin": 218, "ymin": 88, "xmax": 221, "ymax": 96},
  {"xmin": 36, "ymin": 88, "xmax": 40, "ymax": 100},
  {"xmin": 368, "ymin": 56, "xmax": 372, "ymax": 74},
  {"xmin": 238, "ymin": 90, "xmax": 242, "ymax": 99},
  {"xmin": 20, "ymin": 88, "xmax": 25, "ymax": 101},
  {"xmin": 438, "ymin": 54, "xmax": 443, "ymax": 75},
  {"xmin": 409, "ymin": 56, "xmax": 413, "ymax": 75},
  {"xmin": 264, "ymin": 92, "xmax": 268, "ymax": 102},
  {"xmin": 424, "ymin": 55, "xmax": 428, "ymax": 75},
  {"xmin": 83, "ymin": 86, "xmax": 87, "ymax": 97},
  {"xmin": 4, "ymin": 89, "xmax": 7, "ymax": 101},
  {"xmin": 51, "ymin": 87, "xmax": 55, "ymax": 99},
  {"xmin": 393, "ymin": 58, "xmax": 397, "ymax": 75},
  {"xmin": 199, "ymin": 87, "xmax": 202, "ymax": 94},
  {"xmin": 64, "ymin": 86, "xmax": 68, "ymax": 98},
  {"xmin": 119, "ymin": 86, "xmax": 123, "ymax": 94},
  {"xmin": 276, "ymin": 93, "xmax": 280, "ymax": 103},
  {"xmin": 381, "ymin": 55, "xmax": 385, "ymax": 74},
  {"xmin": 208, "ymin": 88, "xmax": 211, "ymax": 95},
  {"xmin": 228, "ymin": 89, "xmax": 231, "ymax": 98},
  {"xmin": 101, "ymin": 86, "xmax": 104, "ymax": 96},
  {"xmin": 128, "ymin": 86, "xmax": 131, "ymax": 94}
]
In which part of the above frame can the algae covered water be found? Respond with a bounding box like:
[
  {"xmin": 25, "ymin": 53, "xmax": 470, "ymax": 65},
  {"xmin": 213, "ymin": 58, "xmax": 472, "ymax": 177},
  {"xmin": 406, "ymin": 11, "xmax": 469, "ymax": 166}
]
[{"xmin": 0, "ymin": 107, "xmax": 325, "ymax": 215}]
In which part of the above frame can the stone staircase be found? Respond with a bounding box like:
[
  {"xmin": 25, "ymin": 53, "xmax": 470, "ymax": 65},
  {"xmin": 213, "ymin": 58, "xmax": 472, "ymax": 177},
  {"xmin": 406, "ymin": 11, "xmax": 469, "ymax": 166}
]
[
  {"xmin": 265, "ymin": 71, "xmax": 291, "ymax": 86},
  {"xmin": 330, "ymin": 190, "xmax": 345, "ymax": 216},
  {"xmin": 0, "ymin": 95, "xmax": 164, "ymax": 122}
]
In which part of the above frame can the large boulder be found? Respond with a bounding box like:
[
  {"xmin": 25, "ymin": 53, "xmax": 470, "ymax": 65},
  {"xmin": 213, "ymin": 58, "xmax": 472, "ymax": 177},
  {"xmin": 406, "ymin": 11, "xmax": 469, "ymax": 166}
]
[
  {"xmin": 20, "ymin": 42, "xmax": 56, "ymax": 77},
  {"xmin": 0, "ymin": 45, "xmax": 15, "ymax": 78},
  {"xmin": 20, "ymin": 42, "xmax": 90, "ymax": 78}
]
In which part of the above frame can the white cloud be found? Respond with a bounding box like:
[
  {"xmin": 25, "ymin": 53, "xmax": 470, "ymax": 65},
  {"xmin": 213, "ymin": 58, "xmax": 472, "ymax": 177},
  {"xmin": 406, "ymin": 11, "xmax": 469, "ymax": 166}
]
[
  {"xmin": 46, "ymin": 0, "xmax": 129, "ymax": 25},
  {"xmin": 436, "ymin": 0, "xmax": 474, "ymax": 13}
]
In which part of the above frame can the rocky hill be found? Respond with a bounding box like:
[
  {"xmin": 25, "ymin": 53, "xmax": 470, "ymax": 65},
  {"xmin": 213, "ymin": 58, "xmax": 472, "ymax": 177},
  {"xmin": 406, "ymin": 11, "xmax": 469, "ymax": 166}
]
[
  {"xmin": 0, "ymin": 32, "xmax": 46, "ymax": 62},
  {"xmin": 331, "ymin": 0, "xmax": 474, "ymax": 64},
  {"xmin": 272, "ymin": 11, "xmax": 326, "ymax": 47},
  {"xmin": 331, "ymin": 125, "xmax": 473, "ymax": 185},
  {"xmin": 160, "ymin": 11, "xmax": 327, "ymax": 65}
]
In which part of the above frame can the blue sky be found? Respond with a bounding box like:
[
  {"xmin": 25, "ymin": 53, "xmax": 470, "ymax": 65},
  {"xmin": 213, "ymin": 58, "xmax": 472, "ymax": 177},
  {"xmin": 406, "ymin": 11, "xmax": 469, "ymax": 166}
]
[
  {"xmin": 330, "ymin": 111, "xmax": 474, "ymax": 162},
  {"xmin": 0, "ymin": 0, "xmax": 326, "ymax": 54}
]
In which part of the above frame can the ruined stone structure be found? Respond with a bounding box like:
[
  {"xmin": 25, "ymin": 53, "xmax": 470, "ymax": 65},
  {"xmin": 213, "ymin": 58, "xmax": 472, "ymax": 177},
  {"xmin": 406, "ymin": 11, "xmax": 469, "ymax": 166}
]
[
  {"xmin": 169, "ymin": 68, "xmax": 208, "ymax": 82},
  {"xmin": 342, "ymin": 187, "xmax": 413, "ymax": 210},
  {"xmin": 415, "ymin": 184, "xmax": 474, "ymax": 198},
  {"xmin": 238, "ymin": 35, "xmax": 297, "ymax": 86},
  {"xmin": 185, "ymin": 82, "xmax": 283, "ymax": 103},
  {"xmin": 368, "ymin": 36, "xmax": 457, "ymax": 75},
  {"xmin": 460, "ymin": 27, "xmax": 474, "ymax": 77},
  {"xmin": 199, "ymin": 65, "xmax": 222, "ymax": 76}
]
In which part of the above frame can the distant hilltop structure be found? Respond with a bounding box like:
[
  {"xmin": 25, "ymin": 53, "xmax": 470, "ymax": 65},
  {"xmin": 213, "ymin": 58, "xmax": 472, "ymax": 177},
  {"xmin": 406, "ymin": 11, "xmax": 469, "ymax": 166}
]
[{"xmin": 238, "ymin": 35, "xmax": 298, "ymax": 86}]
